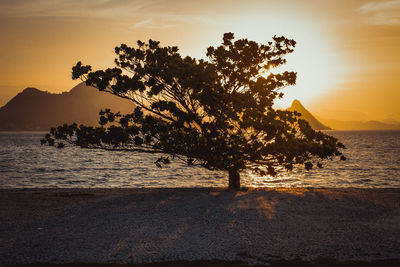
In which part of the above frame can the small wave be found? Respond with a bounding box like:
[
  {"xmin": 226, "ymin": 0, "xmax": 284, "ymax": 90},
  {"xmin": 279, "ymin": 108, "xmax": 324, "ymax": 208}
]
[
  {"xmin": 386, "ymin": 167, "xmax": 400, "ymax": 171},
  {"xmin": 352, "ymin": 178, "xmax": 372, "ymax": 184},
  {"xmin": 265, "ymin": 178, "xmax": 299, "ymax": 183},
  {"xmin": 60, "ymin": 180, "xmax": 86, "ymax": 185},
  {"xmin": 1, "ymin": 131, "xmax": 400, "ymax": 188}
]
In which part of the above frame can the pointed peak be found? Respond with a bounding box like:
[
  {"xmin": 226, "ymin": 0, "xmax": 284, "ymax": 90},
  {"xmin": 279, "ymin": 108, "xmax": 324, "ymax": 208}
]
[
  {"xmin": 21, "ymin": 87, "xmax": 42, "ymax": 94},
  {"xmin": 291, "ymin": 99, "xmax": 304, "ymax": 109},
  {"xmin": 287, "ymin": 99, "xmax": 331, "ymax": 130},
  {"xmin": 17, "ymin": 87, "xmax": 49, "ymax": 98},
  {"xmin": 69, "ymin": 82, "xmax": 96, "ymax": 94}
]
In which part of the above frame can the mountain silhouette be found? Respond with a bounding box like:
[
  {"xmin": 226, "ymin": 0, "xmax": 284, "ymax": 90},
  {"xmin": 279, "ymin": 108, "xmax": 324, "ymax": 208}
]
[
  {"xmin": 287, "ymin": 100, "xmax": 331, "ymax": 130},
  {"xmin": 287, "ymin": 100, "xmax": 400, "ymax": 130},
  {"xmin": 2, "ymin": 87, "xmax": 398, "ymax": 131},
  {"xmin": 0, "ymin": 83, "xmax": 134, "ymax": 131},
  {"xmin": 320, "ymin": 118, "xmax": 400, "ymax": 130}
]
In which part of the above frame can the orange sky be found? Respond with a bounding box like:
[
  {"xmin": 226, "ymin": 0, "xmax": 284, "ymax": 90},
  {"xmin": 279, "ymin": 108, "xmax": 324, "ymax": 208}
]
[{"xmin": 0, "ymin": 0, "xmax": 399, "ymax": 122}]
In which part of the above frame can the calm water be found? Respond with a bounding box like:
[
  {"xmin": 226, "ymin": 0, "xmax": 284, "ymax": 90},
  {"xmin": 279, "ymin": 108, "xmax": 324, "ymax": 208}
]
[{"xmin": 0, "ymin": 131, "xmax": 399, "ymax": 188}]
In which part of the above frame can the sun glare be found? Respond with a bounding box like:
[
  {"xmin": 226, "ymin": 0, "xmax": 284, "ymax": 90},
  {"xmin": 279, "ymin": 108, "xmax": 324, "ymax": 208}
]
[{"xmin": 216, "ymin": 13, "xmax": 345, "ymax": 108}]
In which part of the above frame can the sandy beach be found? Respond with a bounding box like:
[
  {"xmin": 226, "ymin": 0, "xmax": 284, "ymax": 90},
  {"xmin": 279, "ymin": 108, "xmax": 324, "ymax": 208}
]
[{"xmin": 0, "ymin": 188, "xmax": 399, "ymax": 266}]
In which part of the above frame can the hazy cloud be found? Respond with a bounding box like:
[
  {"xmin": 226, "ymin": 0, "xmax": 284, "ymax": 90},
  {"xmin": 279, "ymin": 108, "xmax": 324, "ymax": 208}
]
[
  {"xmin": 132, "ymin": 15, "xmax": 211, "ymax": 29},
  {"xmin": 0, "ymin": 0, "xmax": 165, "ymax": 19},
  {"xmin": 0, "ymin": 0, "xmax": 211, "ymax": 29},
  {"xmin": 358, "ymin": 1, "xmax": 400, "ymax": 25}
]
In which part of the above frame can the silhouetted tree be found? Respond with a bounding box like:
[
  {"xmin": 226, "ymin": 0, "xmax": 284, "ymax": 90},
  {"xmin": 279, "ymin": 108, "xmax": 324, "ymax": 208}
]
[{"xmin": 42, "ymin": 33, "xmax": 345, "ymax": 190}]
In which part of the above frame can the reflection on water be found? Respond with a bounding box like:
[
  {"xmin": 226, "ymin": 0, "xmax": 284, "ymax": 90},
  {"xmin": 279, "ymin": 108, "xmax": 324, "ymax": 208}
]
[{"xmin": 0, "ymin": 131, "xmax": 399, "ymax": 188}]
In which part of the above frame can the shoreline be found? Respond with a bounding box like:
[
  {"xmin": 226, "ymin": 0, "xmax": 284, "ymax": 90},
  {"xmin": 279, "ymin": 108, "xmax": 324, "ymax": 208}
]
[{"xmin": 1, "ymin": 188, "xmax": 399, "ymax": 266}]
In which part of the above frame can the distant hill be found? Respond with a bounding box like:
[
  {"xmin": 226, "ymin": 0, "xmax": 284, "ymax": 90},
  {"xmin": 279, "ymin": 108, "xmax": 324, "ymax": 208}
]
[
  {"xmin": 287, "ymin": 99, "xmax": 331, "ymax": 130},
  {"xmin": 319, "ymin": 118, "xmax": 400, "ymax": 130},
  {"xmin": 2, "ymin": 85, "xmax": 399, "ymax": 132},
  {"xmin": 0, "ymin": 83, "xmax": 134, "ymax": 131},
  {"xmin": 287, "ymin": 99, "xmax": 400, "ymax": 130}
]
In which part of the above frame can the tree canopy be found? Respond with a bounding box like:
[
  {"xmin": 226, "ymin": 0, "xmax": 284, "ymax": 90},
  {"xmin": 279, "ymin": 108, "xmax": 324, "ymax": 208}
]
[{"xmin": 42, "ymin": 32, "xmax": 345, "ymax": 190}]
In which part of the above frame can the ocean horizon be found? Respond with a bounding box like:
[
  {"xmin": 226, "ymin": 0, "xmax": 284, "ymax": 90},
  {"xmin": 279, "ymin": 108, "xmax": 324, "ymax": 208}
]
[{"xmin": 1, "ymin": 130, "xmax": 399, "ymax": 189}]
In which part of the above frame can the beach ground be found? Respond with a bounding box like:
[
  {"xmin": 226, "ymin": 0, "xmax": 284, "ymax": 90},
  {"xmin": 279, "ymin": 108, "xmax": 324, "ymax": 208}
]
[{"xmin": 0, "ymin": 188, "xmax": 399, "ymax": 266}]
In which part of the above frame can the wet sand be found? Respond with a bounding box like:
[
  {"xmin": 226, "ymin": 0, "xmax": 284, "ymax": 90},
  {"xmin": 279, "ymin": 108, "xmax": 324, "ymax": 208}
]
[{"xmin": 0, "ymin": 188, "xmax": 399, "ymax": 266}]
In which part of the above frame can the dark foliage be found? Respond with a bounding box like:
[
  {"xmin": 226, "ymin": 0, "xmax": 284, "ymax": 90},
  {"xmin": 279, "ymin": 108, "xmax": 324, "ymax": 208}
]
[{"xmin": 42, "ymin": 33, "xmax": 345, "ymax": 189}]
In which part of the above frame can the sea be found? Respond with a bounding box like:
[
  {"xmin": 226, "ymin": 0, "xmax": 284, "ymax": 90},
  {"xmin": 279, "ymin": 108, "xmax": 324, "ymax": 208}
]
[{"xmin": 0, "ymin": 131, "xmax": 399, "ymax": 188}]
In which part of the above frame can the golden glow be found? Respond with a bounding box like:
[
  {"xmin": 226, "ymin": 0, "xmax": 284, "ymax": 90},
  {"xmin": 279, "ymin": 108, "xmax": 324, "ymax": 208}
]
[
  {"xmin": 0, "ymin": 0, "xmax": 399, "ymax": 122},
  {"xmin": 219, "ymin": 14, "xmax": 346, "ymax": 109}
]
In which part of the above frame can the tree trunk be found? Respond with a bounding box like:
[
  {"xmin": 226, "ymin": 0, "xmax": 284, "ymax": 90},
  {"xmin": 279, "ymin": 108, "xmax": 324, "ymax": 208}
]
[{"xmin": 228, "ymin": 168, "xmax": 240, "ymax": 190}]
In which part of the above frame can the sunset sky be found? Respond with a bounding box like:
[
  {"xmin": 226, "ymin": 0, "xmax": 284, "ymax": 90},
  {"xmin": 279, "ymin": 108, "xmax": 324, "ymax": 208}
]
[{"xmin": 0, "ymin": 0, "xmax": 399, "ymax": 122}]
